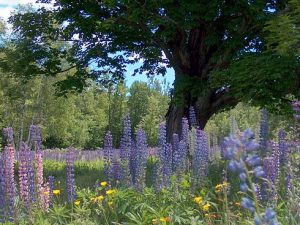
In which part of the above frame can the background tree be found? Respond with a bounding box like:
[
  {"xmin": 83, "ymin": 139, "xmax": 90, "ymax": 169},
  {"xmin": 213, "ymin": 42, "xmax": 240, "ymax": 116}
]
[{"xmin": 1, "ymin": 0, "xmax": 299, "ymax": 141}]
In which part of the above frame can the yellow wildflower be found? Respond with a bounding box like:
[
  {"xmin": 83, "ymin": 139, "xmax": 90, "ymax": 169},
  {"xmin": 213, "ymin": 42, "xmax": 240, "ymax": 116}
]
[
  {"xmin": 108, "ymin": 201, "xmax": 113, "ymax": 206},
  {"xmin": 44, "ymin": 191, "xmax": 49, "ymax": 196},
  {"xmin": 74, "ymin": 200, "xmax": 80, "ymax": 206},
  {"xmin": 106, "ymin": 189, "xmax": 116, "ymax": 195},
  {"xmin": 202, "ymin": 203, "xmax": 211, "ymax": 211},
  {"xmin": 159, "ymin": 217, "xmax": 171, "ymax": 222},
  {"xmin": 53, "ymin": 190, "xmax": 60, "ymax": 195},
  {"xmin": 205, "ymin": 213, "xmax": 209, "ymax": 217},
  {"xmin": 100, "ymin": 181, "xmax": 107, "ymax": 187},
  {"xmin": 152, "ymin": 218, "xmax": 158, "ymax": 224},
  {"xmin": 94, "ymin": 195, "xmax": 104, "ymax": 202},
  {"xmin": 193, "ymin": 196, "xmax": 203, "ymax": 204}
]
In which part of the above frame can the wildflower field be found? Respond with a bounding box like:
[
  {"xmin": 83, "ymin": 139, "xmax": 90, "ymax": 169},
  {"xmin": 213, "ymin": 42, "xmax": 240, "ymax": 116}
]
[{"xmin": 0, "ymin": 104, "xmax": 299, "ymax": 225}]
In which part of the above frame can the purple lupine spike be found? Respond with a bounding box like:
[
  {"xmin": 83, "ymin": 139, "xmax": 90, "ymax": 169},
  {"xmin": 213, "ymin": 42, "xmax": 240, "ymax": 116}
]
[
  {"xmin": 27, "ymin": 151, "xmax": 35, "ymax": 204},
  {"xmin": 129, "ymin": 140, "xmax": 137, "ymax": 186},
  {"xmin": 262, "ymin": 157, "xmax": 278, "ymax": 201},
  {"xmin": 172, "ymin": 133, "xmax": 179, "ymax": 172},
  {"xmin": 192, "ymin": 129, "xmax": 209, "ymax": 184},
  {"xmin": 120, "ymin": 114, "xmax": 132, "ymax": 160},
  {"xmin": 48, "ymin": 176, "xmax": 55, "ymax": 207},
  {"xmin": 35, "ymin": 149, "xmax": 44, "ymax": 204},
  {"xmin": 259, "ymin": 108, "xmax": 269, "ymax": 157},
  {"xmin": 66, "ymin": 148, "xmax": 76, "ymax": 203},
  {"xmin": 278, "ymin": 130, "xmax": 288, "ymax": 165},
  {"xmin": 181, "ymin": 117, "xmax": 189, "ymax": 144},
  {"xmin": 158, "ymin": 123, "xmax": 167, "ymax": 149},
  {"xmin": 103, "ymin": 131, "xmax": 113, "ymax": 182},
  {"xmin": 189, "ymin": 106, "xmax": 197, "ymax": 127},
  {"xmin": 0, "ymin": 153, "xmax": 6, "ymax": 221},
  {"xmin": 173, "ymin": 140, "xmax": 187, "ymax": 175},
  {"xmin": 19, "ymin": 142, "xmax": 29, "ymax": 207},
  {"xmin": 3, "ymin": 127, "xmax": 14, "ymax": 148},
  {"xmin": 160, "ymin": 143, "xmax": 172, "ymax": 188},
  {"xmin": 28, "ymin": 125, "xmax": 36, "ymax": 149},
  {"xmin": 134, "ymin": 128, "xmax": 148, "ymax": 190},
  {"xmin": 35, "ymin": 126, "xmax": 42, "ymax": 152},
  {"xmin": 4, "ymin": 146, "xmax": 15, "ymax": 220}
]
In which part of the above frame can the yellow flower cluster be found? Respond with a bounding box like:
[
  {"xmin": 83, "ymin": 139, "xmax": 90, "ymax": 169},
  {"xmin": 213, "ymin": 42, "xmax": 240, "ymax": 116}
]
[
  {"xmin": 193, "ymin": 196, "xmax": 203, "ymax": 204},
  {"xmin": 100, "ymin": 181, "xmax": 107, "ymax": 187},
  {"xmin": 202, "ymin": 203, "xmax": 211, "ymax": 211},
  {"xmin": 215, "ymin": 182, "xmax": 229, "ymax": 193},
  {"xmin": 53, "ymin": 190, "xmax": 60, "ymax": 195},
  {"xmin": 193, "ymin": 196, "xmax": 211, "ymax": 211},
  {"xmin": 152, "ymin": 217, "xmax": 171, "ymax": 224},
  {"xmin": 91, "ymin": 195, "xmax": 104, "ymax": 203},
  {"xmin": 106, "ymin": 189, "xmax": 116, "ymax": 195},
  {"xmin": 74, "ymin": 200, "xmax": 80, "ymax": 206}
]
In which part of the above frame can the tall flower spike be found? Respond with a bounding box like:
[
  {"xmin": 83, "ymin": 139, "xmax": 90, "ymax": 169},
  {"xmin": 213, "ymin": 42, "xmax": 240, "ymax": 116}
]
[
  {"xmin": 134, "ymin": 128, "xmax": 148, "ymax": 190},
  {"xmin": 4, "ymin": 146, "xmax": 15, "ymax": 220},
  {"xmin": 48, "ymin": 176, "xmax": 55, "ymax": 207},
  {"xmin": 3, "ymin": 127, "xmax": 14, "ymax": 148},
  {"xmin": 181, "ymin": 117, "xmax": 189, "ymax": 145},
  {"xmin": 0, "ymin": 154, "xmax": 6, "ymax": 221},
  {"xmin": 189, "ymin": 106, "xmax": 197, "ymax": 127},
  {"xmin": 192, "ymin": 129, "xmax": 209, "ymax": 185},
  {"xmin": 120, "ymin": 114, "xmax": 132, "ymax": 161},
  {"xmin": 224, "ymin": 129, "xmax": 280, "ymax": 225},
  {"xmin": 19, "ymin": 142, "xmax": 29, "ymax": 207}
]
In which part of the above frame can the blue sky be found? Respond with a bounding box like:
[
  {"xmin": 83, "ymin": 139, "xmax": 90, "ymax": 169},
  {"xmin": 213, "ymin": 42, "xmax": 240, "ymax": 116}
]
[{"xmin": 0, "ymin": 1, "xmax": 175, "ymax": 87}]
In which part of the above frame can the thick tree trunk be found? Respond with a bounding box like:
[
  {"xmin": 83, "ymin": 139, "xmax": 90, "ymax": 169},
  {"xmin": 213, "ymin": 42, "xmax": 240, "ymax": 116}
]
[{"xmin": 166, "ymin": 75, "xmax": 237, "ymax": 142}]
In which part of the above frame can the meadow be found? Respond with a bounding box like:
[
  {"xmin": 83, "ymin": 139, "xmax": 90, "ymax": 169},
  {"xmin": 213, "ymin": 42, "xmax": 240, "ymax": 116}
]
[{"xmin": 0, "ymin": 105, "xmax": 299, "ymax": 225}]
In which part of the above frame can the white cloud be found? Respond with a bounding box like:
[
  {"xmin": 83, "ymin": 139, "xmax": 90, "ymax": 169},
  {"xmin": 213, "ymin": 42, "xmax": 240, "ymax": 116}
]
[
  {"xmin": 0, "ymin": 6, "xmax": 15, "ymax": 21},
  {"xmin": 0, "ymin": 0, "xmax": 52, "ymax": 21}
]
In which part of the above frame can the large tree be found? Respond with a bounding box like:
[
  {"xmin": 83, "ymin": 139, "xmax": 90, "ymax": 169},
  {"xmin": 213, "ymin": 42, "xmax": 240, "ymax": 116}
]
[{"xmin": 1, "ymin": 0, "xmax": 299, "ymax": 140}]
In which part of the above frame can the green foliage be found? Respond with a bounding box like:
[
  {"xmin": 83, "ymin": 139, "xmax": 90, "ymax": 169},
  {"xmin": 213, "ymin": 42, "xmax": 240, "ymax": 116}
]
[
  {"xmin": 265, "ymin": 0, "xmax": 300, "ymax": 57},
  {"xmin": 1, "ymin": 0, "xmax": 297, "ymax": 124}
]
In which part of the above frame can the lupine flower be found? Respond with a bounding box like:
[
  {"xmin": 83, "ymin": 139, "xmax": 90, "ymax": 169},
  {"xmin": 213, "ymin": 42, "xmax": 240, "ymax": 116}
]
[
  {"xmin": 48, "ymin": 176, "xmax": 55, "ymax": 207},
  {"xmin": 160, "ymin": 143, "xmax": 172, "ymax": 188},
  {"xmin": 189, "ymin": 106, "xmax": 197, "ymax": 127},
  {"xmin": 40, "ymin": 183, "xmax": 50, "ymax": 212},
  {"xmin": 66, "ymin": 149, "xmax": 76, "ymax": 203},
  {"xmin": 172, "ymin": 140, "xmax": 187, "ymax": 175},
  {"xmin": 133, "ymin": 128, "xmax": 148, "ymax": 190},
  {"xmin": 171, "ymin": 133, "xmax": 179, "ymax": 172},
  {"xmin": 0, "ymin": 154, "xmax": 6, "ymax": 221},
  {"xmin": 259, "ymin": 108, "xmax": 269, "ymax": 157},
  {"xmin": 2, "ymin": 127, "xmax": 14, "ymax": 147},
  {"xmin": 27, "ymin": 151, "xmax": 35, "ymax": 204},
  {"xmin": 19, "ymin": 142, "xmax": 29, "ymax": 206},
  {"xmin": 181, "ymin": 117, "xmax": 189, "ymax": 144},
  {"xmin": 192, "ymin": 129, "xmax": 209, "ymax": 184},
  {"xmin": 224, "ymin": 129, "xmax": 280, "ymax": 225},
  {"xmin": 35, "ymin": 149, "xmax": 44, "ymax": 204},
  {"xmin": 120, "ymin": 114, "xmax": 132, "ymax": 160},
  {"xmin": 4, "ymin": 146, "xmax": 15, "ymax": 219},
  {"xmin": 278, "ymin": 130, "xmax": 288, "ymax": 165}
]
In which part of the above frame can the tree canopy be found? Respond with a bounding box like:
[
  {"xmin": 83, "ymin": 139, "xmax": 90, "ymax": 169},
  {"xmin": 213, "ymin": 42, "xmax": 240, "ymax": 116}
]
[{"xmin": 0, "ymin": 0, "xmax": 299, "ymax": 138}]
